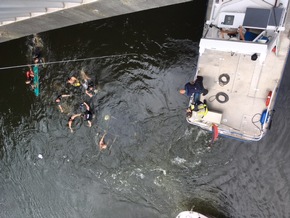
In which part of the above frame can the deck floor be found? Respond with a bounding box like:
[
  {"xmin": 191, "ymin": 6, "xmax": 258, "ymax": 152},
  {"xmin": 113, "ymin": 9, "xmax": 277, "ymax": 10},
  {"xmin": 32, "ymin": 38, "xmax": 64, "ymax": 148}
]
[{"xmin": 198, "ymin": 48, "xmax": 284, "ymax": 137}]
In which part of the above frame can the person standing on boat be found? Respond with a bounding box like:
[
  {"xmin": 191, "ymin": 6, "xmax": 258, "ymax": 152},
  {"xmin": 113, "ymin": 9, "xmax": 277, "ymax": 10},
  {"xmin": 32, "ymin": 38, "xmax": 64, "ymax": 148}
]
[
  {"xmin": 220, "ymin": 26, "xmax": 260, "ymax": 42},
  {"xmin": 179, "ymin": 76, "xmax": 208, "ymax": 102},
  {"xmin": 186, "ymin": 100, "xmax": 208, "ymax": 120},
  {"xmin": 238, "ymin": 26, "xmax": 260, "ymax": 41}
]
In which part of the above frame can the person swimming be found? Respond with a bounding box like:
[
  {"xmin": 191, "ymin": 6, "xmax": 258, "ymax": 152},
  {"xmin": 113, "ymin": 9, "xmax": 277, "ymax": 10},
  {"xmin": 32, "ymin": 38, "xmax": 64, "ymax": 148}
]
[
  {"xmin": 25, "ymin": 66, "xmax": 34, "ymax": 86},
  {"xmin": 80, "ymin": 69, "xmax": 91, "ymax": 89},
  {"xmin": 85, "ymin": 81, "xmax": 98, "ymax": 98},
  {"xmin": 99, "ymin": 132, "xmax": 108, "ymax": 150},
  {"xmin": 67, "ymin": 76, "xmax": 81, "ymax": 87},
  {"xmin": 31, "ymin": 34, "xmax": 45, "ymax": 66},
  {"xmin": 80, "ymin": 69, "xmax": 98, "ymax": 97},
  {"xmin": 55, "ymin": 94, "xmax": 71, "ymax": 113},
  {"xmin": 68, "ymin": 113, "xmax": 81, "ymax": 133},
  {"xmin": 81, "ymin": 102, "xmax": 93, "ymax": 127},
  {"xmin": 70, "ymin": 102, "xmax": 93, "ymax": 132}
]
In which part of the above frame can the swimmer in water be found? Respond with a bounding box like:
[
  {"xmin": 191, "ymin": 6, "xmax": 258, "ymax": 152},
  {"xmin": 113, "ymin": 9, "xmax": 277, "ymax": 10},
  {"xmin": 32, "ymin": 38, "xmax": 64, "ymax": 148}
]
[
  {"xmin": 99, "ymin": 132, "xmax": 108, "ymax": 150},
  {"xmin": 80, "ymin": 102, "xmax": 93, "ymax": 127},
  {"xmin": 25, "ymin": 66, "xmax": 34, "ymax": 86},
  {"xmin": 55, "ymin": 94, "xmax": 71, "ymax": 113},
  {"xmin": 31, "ymin": 34, "xmax": 45, "ymax": 65},
  {"xmin": 67, "ymin": 76, "xmax": 81, "ymax": 87},
  {"xmin": 80, "ymin": 70, "xmax": 98, "ymax": 98},
  {"xmin": 68, "ymin": 114, "xmax": 81, "ymax": 133}
]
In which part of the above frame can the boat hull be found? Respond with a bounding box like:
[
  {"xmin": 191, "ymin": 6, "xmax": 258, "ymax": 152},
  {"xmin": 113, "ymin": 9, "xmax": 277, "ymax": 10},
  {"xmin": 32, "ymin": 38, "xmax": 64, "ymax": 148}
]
[{"xmin": 176, "ymin": 211, "xmax": 209, "ymax": 218}]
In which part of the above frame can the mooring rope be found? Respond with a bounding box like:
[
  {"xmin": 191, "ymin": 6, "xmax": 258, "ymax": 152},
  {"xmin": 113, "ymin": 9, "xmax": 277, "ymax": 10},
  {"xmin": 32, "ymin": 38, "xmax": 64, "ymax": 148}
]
[{"xmin": 0, "ymin": 53, "xmax": 137, "ymax": 71}]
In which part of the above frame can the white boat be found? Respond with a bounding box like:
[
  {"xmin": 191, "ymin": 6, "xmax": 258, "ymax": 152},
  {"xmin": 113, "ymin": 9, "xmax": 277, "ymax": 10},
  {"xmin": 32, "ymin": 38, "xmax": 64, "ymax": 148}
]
[
  {"xmin": 186, "ymin": 0, "xmax": 290, "ymax": 141},
  {"xmin": 176, "ymin": 211, "xmax": 209, "ymax": 218}
]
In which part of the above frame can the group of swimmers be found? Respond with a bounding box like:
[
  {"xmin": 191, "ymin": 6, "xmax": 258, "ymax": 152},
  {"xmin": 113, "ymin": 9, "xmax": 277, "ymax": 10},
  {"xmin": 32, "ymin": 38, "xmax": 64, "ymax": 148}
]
[
  {"xmin": 25, "ymin": 35, "xmax": 108, "ymax": 151},
  {"xmin": 64, "ymin": 75, "xmax": 95, "ymax": 131},
  {"xmin": 59, "ymin": 72, "xmax": 108, "ymax": 150}
]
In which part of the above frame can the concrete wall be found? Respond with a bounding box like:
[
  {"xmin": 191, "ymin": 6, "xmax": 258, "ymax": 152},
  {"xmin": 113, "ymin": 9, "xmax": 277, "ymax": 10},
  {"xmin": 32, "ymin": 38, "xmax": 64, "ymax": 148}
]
[
  {"xmin": 0, "ymin": 0, "xmax": 192, "ymax": 43},
  {"xmin": 0, "ymin": 1, "xmax": 95, "ymax": 25}
]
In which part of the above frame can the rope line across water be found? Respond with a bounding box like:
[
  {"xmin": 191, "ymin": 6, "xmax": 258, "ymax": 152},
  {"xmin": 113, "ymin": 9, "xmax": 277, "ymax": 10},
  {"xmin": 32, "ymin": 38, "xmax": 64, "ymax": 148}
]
[{"xmin": 0, "ymin": 53, "xmax": 137, "ymax": 71}]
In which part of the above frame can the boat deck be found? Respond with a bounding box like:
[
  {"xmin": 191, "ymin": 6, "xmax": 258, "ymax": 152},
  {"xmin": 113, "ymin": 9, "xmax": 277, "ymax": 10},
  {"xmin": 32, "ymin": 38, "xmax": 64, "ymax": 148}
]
[
  {"xmin": 196, "ymin": 40, "xmax": 287, "ymax": 139},
  {"xmin": 187, "ymin": 0, "xmax": 290, "ymax": 140}
]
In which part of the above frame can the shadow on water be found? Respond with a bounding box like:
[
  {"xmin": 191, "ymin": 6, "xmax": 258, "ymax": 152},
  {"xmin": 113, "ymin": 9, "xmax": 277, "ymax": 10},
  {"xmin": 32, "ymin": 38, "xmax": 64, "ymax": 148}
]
[{"xmin": 1, "ymin": 1, "xmax": 290, "ymax": 218}]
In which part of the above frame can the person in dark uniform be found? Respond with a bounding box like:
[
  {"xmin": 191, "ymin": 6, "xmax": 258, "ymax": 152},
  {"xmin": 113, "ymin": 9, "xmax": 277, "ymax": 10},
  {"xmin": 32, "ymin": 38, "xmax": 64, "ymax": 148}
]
[{"xmin": 179, "ymin": 76, "xmax": 208, "ymax": 102}]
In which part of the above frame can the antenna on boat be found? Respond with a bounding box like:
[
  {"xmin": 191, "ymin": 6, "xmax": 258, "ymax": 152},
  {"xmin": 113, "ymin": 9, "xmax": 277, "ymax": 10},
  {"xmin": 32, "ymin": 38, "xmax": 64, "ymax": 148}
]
[
  {"xmin": 190, "ymin": 205, "xmax": 195, "ymax": 211},
  {"xmin": 209, "ymin": 23, "xmax": 221, "ymax": 30}
]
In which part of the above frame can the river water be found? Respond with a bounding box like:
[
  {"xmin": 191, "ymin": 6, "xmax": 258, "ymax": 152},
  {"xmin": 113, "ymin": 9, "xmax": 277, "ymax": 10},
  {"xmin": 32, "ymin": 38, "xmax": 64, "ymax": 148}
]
[{"xmin": 1, "ymin": 1, "xmax": 290, "ymax": 218}]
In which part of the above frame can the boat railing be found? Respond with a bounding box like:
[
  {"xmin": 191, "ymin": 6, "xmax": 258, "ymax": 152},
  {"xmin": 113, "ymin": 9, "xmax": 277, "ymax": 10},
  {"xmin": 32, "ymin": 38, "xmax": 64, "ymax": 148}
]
[
  {"xmin": 253, "ymin": 30, "xmax": 267, "ymax": 42},
  {"xmin": 199, "ymin": 38, "xmax": 268, "ymax": 62},
  {"xmin": 188, "ymin": 119, "xmax": 263, "ymax": 141},
  {"xmin": 217, "ymin": 123, "xmax": 264, "ymax": 141}
]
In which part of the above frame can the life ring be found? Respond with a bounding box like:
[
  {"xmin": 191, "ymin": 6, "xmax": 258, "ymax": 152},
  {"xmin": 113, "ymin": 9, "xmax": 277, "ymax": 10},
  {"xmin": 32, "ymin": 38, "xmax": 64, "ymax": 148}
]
[
  {"xmin": 218, "ymin": 74, "xmax": 230, "ymax": 86},
  {"xmin": 216, "ymin": 92, "xmax": 229, "ymax": 103},
  {"xmin": 265, "ymin": 91, "xmax": 272, "ymax": 107}
]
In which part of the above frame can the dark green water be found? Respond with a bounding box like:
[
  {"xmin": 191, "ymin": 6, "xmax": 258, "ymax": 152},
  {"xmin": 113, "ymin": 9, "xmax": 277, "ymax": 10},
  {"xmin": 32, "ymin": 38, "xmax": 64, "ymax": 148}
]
[{"xmin": 1, "ymin": 1, "xmax": 290, "ymax": 218}]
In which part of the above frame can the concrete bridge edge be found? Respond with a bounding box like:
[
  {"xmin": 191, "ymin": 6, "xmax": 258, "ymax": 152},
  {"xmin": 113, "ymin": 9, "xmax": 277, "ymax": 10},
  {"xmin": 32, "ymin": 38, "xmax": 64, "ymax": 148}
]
[{"xmin": 0, "ymin": 0, "xmax": 192, "ymax": 43}]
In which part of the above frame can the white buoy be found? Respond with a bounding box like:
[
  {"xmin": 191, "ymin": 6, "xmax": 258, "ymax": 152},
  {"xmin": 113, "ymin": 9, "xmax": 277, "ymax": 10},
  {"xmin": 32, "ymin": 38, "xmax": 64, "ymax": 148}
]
[
  {"xmin": 38, "ymin": 154, "xmax": 43, "ymax": 159},
  {"xmin": 104, "ymin": 115, "xmax": 110, "ymax": 120}
]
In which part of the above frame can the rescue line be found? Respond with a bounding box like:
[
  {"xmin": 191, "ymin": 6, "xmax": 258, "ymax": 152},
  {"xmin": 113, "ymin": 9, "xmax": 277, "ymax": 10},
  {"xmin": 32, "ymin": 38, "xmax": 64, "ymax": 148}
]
[{"xmin": 0, "ymin": 53, "xmax": 137, "ymax": 71}]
